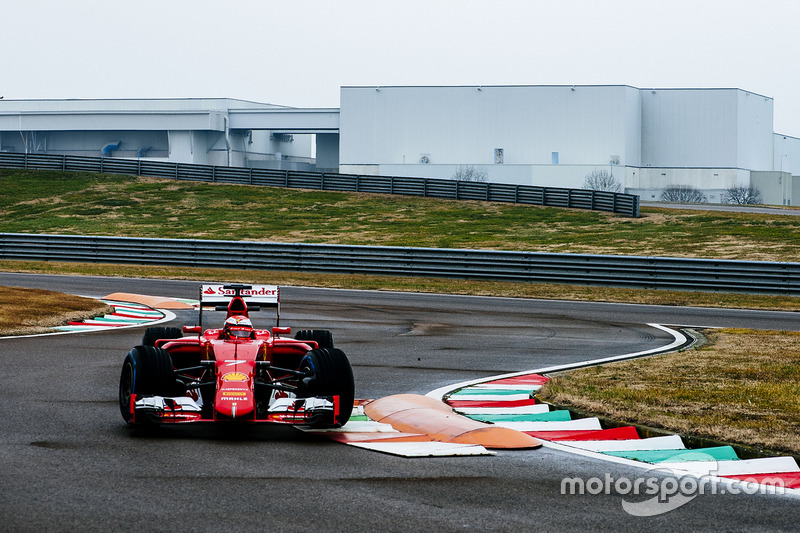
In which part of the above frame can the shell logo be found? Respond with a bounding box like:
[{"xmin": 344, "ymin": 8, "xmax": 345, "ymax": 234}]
[{"xmin": 222, "ymin": 372, "xmax": 248, "ymax": 382}]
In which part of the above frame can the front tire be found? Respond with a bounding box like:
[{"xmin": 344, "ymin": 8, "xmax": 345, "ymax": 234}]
[
  {"xmin": 119, "ymin": 345, "xmax": 179, "ymax": 423},
  {"xmin": 299, "ymin": 348, "xmax": 354, "ymax": 427},
  {"xmin": 294, "ymin": 330, "xmax": 334, "ymax": 351},
  {"xmin": 141, "ymin": 326, "xmax": 183, "ymax": 347}
]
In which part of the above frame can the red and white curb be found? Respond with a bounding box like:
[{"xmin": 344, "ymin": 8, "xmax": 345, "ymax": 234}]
[
  {"xmin": 51, "ymin": 299, "xmax": 176, "ymax": 333},
  {"xmin": 421, "ymin": 324, "xmax": 800, "ymax": 494},
  {"xmin": 2, "ymin": 298, "xmax": 182, "ymax": 339}
]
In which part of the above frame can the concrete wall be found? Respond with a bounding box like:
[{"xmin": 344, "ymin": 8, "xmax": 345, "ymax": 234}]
[
  {"xmin": 315, "ymin": 133, "xmax": 340, "ymax": 171},
  {"xmin": 340, "ymin": 85, "xmax": 777, "ymax": 197},
  {"xmin": 773, "ymin": 134, "xmax": 800, "ymax": 174},
  {"xmin": 340, "ymin": 85, "xmax": 639, "ymax": 172},
  {"xmin": 751, "ymin": 171, "xmax": 792, "ymax": 206}
]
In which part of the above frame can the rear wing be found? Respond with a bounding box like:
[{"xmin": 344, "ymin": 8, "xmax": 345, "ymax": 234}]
[{"xmin": 198, "ymin": 283, "xmax": 280, "ymax": 327}]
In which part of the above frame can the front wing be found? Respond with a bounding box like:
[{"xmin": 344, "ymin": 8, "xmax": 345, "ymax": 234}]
[{"xmin": 130, "ymin": 394, "xmax": 339, "ymax": 426}]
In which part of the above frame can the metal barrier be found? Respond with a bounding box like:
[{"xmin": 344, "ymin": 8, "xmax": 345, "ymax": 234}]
[
  {"xmin": 2, "ymin": 233, "xmax": 798, "ymax": 295},
  {"xmin": 0, "ymin": 152, "xmax": 640, "ymax": 217}
]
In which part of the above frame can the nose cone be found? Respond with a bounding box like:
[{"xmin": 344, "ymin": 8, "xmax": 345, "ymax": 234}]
[{"xmin": 215, "ymin": 373, "xmax": 255, "ymax": 419}]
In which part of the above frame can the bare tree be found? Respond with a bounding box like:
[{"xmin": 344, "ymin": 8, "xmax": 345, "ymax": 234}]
[
  {"xmin": 452, "ymin": 165, "xmax": 488, "ymax": 182},
  {"xmin": 660, "ymin": 185, "xmax": 707, "ymax": 203},
  {"xmin": 723, "ymin": 186, "xmax": 762, "ymax": 205},
  {"xmin": 583, "ymin": 169, "xmax": 621, "ymax": 192}
]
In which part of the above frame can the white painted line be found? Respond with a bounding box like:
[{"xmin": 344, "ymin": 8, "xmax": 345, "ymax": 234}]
[
  {"xmin": 562, "ymin": 435, "xmax": 686, "ymax": 452},
  {"xmin": 658, "ymin": 457, "xmax": 800, "ymax": 477},
  {"xmin": 347, "ymin": 441, "xmax": 494, "ymax": 457},
  {"xmin": 445, "ymin": 393, "xmax": 532, "ymax": 402},
  {"xmin": 470, "ymin": 384, "xmax": 541, "ymax": 391},
  {"xmin": 454, "ymin": 404, "xmax": 551, "ymax": 415},
  {"xmin": 539, "ymin": 440, "xmax": 800, "ymax": 497},
  {"xmin": 493, "ymin": 418, "xmax": 602, "ymax": 432}
]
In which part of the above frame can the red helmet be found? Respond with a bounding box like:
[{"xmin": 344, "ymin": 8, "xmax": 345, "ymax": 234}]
[{"xmin": 223, "ymin": 316, "xmax": 253, "ymax": 339}]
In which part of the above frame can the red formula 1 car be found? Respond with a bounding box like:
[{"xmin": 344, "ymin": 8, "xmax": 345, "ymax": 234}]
[{"xmin": 118, "ymin": 284, "xmax": 354, "ymax": 428}]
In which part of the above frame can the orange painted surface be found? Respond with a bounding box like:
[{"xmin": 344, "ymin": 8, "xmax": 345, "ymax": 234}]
[
  {"xmin": 103, "ymin": 292, "xmax": 194, "ymax": 309},
  {"xmin": 364, "ymin": 394, "xmax": 541, "ymax": 449}
]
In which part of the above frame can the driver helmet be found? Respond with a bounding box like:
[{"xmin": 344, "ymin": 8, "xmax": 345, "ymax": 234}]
[{"xmin": 223, "ymin": 316, "xmax": 253, "ymax": 339}]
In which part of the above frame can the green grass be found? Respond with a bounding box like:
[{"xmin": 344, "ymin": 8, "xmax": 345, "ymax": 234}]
[
  {"xmin": 3, "ymin": 169, "xmax": 800, "ymax": 261},
  {"xmin": 537, "ymin": 329, "xmax": 800, "ymax": 455}
]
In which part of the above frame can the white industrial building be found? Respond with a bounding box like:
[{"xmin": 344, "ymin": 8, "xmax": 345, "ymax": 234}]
[{"xmin": 1, "ymin": 85, "xmax": 799, "ymax": 204}]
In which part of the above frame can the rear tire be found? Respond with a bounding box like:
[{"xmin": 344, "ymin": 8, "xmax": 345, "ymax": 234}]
[
  {"xmin": 299, "ymin": 348, "xmax": 354, "ymax": 427},
  {"xmin": 141, "ymin": 326, "xmax": 183, "ymax": 347},
  {"xmin": 294, "ymin": 330, "xmax": 334, "ymax": 351},
  {"xmin": 119, "ymin": 345, "xmax": 180, "ymax": 423}
]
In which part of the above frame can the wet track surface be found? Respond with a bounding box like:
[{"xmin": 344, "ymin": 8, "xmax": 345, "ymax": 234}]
[{"xmin": 1, "ymin": 273, "xmax": 798, "ymax": 531}]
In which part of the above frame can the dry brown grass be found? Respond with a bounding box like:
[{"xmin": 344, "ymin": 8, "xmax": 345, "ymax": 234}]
[
  {"xmin": 0, "ymin": 286, "xmax": 112, "ymax": 335},
  {"xmin": 537, "ymin": 328, "xmax": 800, "ymax": 455}
]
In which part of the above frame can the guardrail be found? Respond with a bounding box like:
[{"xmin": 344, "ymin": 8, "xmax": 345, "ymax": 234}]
[
  {"xmin": 1, "ymin": 233, "xmax": 798, "ymax": 295},
  {"xmin": 0, "ymin": 152, "xmax": 640, "ymax": 217}
]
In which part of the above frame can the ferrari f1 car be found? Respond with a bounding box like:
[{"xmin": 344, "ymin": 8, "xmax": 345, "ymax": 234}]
[{"xmin": 118, "ymin": 284, "xmax": 354, "ymax": 428}]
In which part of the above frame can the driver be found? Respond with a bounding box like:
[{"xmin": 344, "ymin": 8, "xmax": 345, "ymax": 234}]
[{"xmin": 222, "ymin": 316, "xmax": 254, "ymax": 339}]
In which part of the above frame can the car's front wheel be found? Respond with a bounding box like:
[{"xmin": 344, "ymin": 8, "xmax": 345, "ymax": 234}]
[
  {"xmin": 298, "ymin": 348, "xmax": 354, "ymax": 427},
  {"xmin": 141, "ymin": 326, "xmax": 183, "ymax": 347},
  {"xmin": 294, "ymin": 330, "xmax": 334, "ymax": 351},
  {"xmin": 119, "ymin": 345, "xmax": 179, "ymax": 423}
]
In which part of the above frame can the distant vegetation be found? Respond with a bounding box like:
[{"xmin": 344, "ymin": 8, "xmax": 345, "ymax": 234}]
[
  {"xmin": 660, "ymin": 184, "xmax": 708, "ymax": 203},
  {"xmin": 582, "ymin": 168, "xmax": 621, "ymax": 193}
]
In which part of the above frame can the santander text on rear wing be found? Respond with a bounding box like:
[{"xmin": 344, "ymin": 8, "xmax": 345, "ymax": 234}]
[{"xmin": 198, "ymin": 283, "xmax": 281, "ymax": 326}]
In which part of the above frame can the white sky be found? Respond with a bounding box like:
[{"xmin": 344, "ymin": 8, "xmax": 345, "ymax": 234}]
[{"xmin": 3, "ymin": 0, "xmax": 800, "ymax": 134}]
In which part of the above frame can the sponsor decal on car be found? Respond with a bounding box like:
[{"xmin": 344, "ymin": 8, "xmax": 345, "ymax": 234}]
[{"xmin": 221, "ymin": 372, "xmax": 248, "ymax": 382}]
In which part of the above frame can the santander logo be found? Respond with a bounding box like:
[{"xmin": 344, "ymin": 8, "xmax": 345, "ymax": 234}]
[{"xmin": 203, "ymin": 285, "xmax": 277, "ymax": 297}]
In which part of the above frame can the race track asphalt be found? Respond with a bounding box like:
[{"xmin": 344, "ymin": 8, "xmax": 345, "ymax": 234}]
[{"xmin": 1, "ymin": 273, "xmax": 798, "ymax": 531}]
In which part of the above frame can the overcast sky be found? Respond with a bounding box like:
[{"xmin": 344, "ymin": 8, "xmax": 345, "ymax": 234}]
[{"xmin": 4, "ymin": 0, "xmax": 800, "ymax": 134}]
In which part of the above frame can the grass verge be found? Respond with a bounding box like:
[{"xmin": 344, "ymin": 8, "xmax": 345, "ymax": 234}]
[
  {"xmin": 0, "ymin": 286, "xmax": 112, "ymax": 336},
  {"xmin": 3, "ymin": 169, "xmax": 800, "ymax": 262},
  {"xmin": 536, "ymin": 328, "xmax": 800, "ymax": 456}
]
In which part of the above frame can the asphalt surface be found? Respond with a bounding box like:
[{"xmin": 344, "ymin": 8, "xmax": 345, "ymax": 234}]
[{"xmin": 1, "ymin": 273, "xmax": 798, "ymax": 531}]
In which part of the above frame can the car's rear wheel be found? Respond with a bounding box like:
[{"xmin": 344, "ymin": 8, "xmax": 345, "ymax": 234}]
[
  {"xmin": 299, "ymin": 348, "xmax": 354, "ymax": 427},
  {"xmin": 294, "ymin": 330, "xmax": 334, "ymax": 350},
  {"xmin": 119, "ymin": 345, "xmax": 179, "ymax": 423},
  {"xmin": 141, "ymin": 326, "xmax": 183, "ymax": 347}
]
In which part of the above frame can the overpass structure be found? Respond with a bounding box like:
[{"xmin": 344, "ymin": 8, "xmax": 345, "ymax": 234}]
[{"xmin": 0, "ymin": 99, "xmax": 340, "ymax": 171}]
